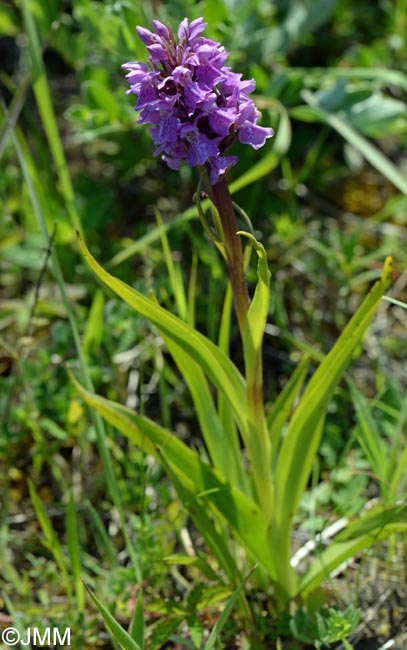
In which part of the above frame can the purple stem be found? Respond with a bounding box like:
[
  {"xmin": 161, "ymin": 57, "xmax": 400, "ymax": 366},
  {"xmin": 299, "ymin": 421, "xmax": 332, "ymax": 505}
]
[{"xmin": 209, "ymin": 176, "xmax": 250, "ymax": 336}]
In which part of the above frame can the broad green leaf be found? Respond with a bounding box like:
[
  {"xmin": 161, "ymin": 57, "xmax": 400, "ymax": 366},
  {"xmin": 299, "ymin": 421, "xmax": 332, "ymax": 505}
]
[
  {"xmin": 285, "ymin": 66, "xmax": 407, "ymax": 93},
  {"xmin": 275, "ymin": 258, "xmax": 393, "ymax": 535},
  {"xmin": 85, "ymin": 583, "xmax": 142, "ymax": 650},
  {"xmin": 241, "ymin": 234, "xmax": 271, "ymax": 365},
  {"xmin": 215, "ymin": 283, "xmax": 245, "ymax": 488},
  {"xmin": 162, "ymin": 461, "xmax": 241, "ymax": 586},
  {"xmin": 72, "ymin": 376, "xmax": 278, "ymax": 578},
  {"xmin": 302, "ymin": 90, "xmax": 407, "ymax": 196},
  {"xmin": 344, "ymin": 93, "xmax": 406, "ymax": 137},
  {"xmin": 77, "ymin": 234, "xmax": 249, "ymax": 436},
  {"xmin": 298, "ymin": 503, "xmax": 407, "ymax": 598}
]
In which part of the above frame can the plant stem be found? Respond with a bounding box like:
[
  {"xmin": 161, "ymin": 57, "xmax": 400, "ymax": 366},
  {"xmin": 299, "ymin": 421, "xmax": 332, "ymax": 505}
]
[{"xmin": 209, "ymin": 176, "xmax": 250, "ymax": 337}]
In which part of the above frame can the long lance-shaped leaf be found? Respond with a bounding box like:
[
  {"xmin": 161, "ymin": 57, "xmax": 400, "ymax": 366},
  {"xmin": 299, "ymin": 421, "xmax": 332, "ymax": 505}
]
[
  {"xmin": 274, "ymin": 258, "xmax": 393, "ymax": 535},
  {"xmin": 156, "ymin": 328, "xmax": 249, "ymax": 493},
  {"xmin": 161, "ymin": 456, "xmax": 242, "ymax": 587},
  {"xmin": 77, "ymin": 234, "xmax": 249, "ymax": 439},
  {"xmin": 135, "ymin": 328, "xmax": 242, "ymax": 586},
  {"xmin": 147, "ymin": 282, "xmax": 247, "ymax": 491},
  {"xmin": 85, "ymin": 583, "xmax": 142, "ymax": 650},
  {"xmin": 298, "ymin": 503, "xmax": 407, "ymax": 598},
  {"xmin": 71, "ymin": 376, "xmax": 278, "ymax": 579}
]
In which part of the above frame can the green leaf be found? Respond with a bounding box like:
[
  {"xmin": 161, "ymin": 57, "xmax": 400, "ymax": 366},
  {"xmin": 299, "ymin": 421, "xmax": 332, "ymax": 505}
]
[
  {"xmin": 267, "ymin": 356, "xmax": 310, "ymax": 462},
  {"xmin": 348, "ymin": 380, "xmax": 388, "ymax": 488},
  {"xmin": 85, "ymin": 583, "xmax": 142, "ymax": 650},
  {"xmin": 129, "ymin": 591, "xmax": 144, "ymax": 649},
  {"xmin": 77, "ymin": 234, "xmax": 249, "ymax": 439},
  {"xmin": 239, "ymin": 233, "xmax": 274, "ymax": 522},
  {"xmin": 156, "ymin": 324, "xmax": 249, "ymax": 492},
  {"xmin": 241, "ymin": 234, "xmax": 271, "ymax": 363},
  {"xmin": 71, "ymin": 375, "xmax": 278, "ymax": 579},
  {"xmin": 66, "ymin": 493, "xmax": 85, "ymax": 613},
  {"xmin": 155, "ymin": 208, "xmax": 188, "ymax": 321},
  {"xmin": 20, "ymin": 0, "xmax": 82, "ymax": 234},
  {"xmin": 27, "ymin": 480, "xmax": 71, "ymax": 598},
  {"xmin": 302, "ymin": 90, "xmax": 407, "ymax": 196},
  {"xmin": 82, "ymin": 80, "xmax": 120, "ymax": 120},
  {"xmin": 274, "ymin": 258, "xmax": 393, "ymax": 549},
  {"xmin": 83, "ymin": 288, "xmax": 105, "ymax": 356},
  {"xmin": 204, "ymin": 566, "xmax": 257, "ymax": 650}
]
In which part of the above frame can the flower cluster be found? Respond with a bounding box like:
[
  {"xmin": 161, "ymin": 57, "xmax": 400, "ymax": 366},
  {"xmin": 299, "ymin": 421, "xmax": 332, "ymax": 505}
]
[{"xmin": 122, "ymin": 17, "xmax": 273, "ymax": 184}]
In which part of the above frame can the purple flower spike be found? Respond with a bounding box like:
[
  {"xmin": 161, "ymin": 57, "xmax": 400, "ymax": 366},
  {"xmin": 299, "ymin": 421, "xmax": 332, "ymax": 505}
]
[{"xmin": 122, "ymin": 17, "xmax": 273, "ymax": 184}]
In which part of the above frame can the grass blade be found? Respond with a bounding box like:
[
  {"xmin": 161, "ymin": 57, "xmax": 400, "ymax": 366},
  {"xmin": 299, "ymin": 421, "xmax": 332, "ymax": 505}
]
[
  {"xmin": 267, "ymin": 356, "xmax": 310, "ymax": 462},
  {"xmin": 66, "ymin": 492, "xmax": 85, "ymax": 613},
  {"xmin": 20, "ymin": 0, "xmax": 82, "ymax": 234},
  {"xmin": 85, "ymin": 583, "xmax": 143, "ymax": 650},
  {"xmin": 27, "ymin": 479, "xmax": 72, "ymax": 598},
  {"xmin": 129, "ymin": 590, "xmax": 144, "ymax": 649},
  {"xmin": 347, "ymin": 380, "xmax": 387, "ymax": 490},
  {"xmin": 204, "ymin": 565, "xmax": 258, "ymax": 650},
  {"xmin": 8, "ymin": 117, "xmax": 142, "ymax": 582}
]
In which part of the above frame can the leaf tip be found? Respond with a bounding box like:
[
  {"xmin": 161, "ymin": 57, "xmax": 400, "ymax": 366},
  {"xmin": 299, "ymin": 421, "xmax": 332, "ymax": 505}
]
[{"xmin": 381, "ymin": 256, "xmax": 393, "ymax": 288}]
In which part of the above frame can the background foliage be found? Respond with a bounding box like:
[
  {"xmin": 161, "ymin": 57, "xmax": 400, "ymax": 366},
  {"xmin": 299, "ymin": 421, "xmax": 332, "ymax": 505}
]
[{"xmin": 1, "ymin": 0, "xmax": 406, "ymax": 647}]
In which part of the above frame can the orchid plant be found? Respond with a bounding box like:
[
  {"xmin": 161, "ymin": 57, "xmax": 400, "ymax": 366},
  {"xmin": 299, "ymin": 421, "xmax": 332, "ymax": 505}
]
[{"xmin": 74, "ymin": 17, "xmax": 407, "ymax": 613}]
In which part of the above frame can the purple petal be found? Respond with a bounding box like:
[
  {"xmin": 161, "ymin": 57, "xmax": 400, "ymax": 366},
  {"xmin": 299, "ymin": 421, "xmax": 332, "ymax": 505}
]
[
  {"xmin": 136, "ymin": 26, "xmax": 156, "ymax": 46},
  {"xmin": 147, "ymin": 43, "xmax": 168, "ymax": 64},
  {"xmin": 186, "ymin": 134, "xmax": 219, "ymax": 166},
  {"xmin": 208, "ymin": 155, "xmax": 238, "ymax": 184},
  {"xmin": 177, "ymin": 18, "xmax": 189, "ymax": 41},
  {"xmin": 188, "ymin": 18, "xmax": 208, "ymax": 40},
  {"xmin": 152, "ymin": 20, "xmax": 170, "ymax": 39},
  {"xmin": 238, "ymin": 121, "xmax": 274, "ymax": 149},
  {"xmin": 208, "ymin": 108, "xmax": 236, "ymax": 136},
  {"xmin": 156, "ymin": 114, "xmax": 180, "ymax": 144}
]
